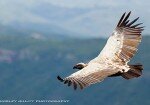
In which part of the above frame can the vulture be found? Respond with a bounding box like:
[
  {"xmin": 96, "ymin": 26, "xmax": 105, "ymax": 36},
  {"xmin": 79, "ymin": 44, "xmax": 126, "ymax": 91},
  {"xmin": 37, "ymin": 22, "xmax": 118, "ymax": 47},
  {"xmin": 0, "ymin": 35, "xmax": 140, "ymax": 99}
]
[{"xmin": 57, "ymin": 11, "xmax": 144, "ymax": 90}]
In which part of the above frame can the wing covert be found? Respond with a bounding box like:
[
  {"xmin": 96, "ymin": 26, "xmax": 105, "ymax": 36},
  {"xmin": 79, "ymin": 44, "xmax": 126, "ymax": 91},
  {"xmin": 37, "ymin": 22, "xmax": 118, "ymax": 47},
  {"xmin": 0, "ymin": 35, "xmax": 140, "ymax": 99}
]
[{"xmin": 97, "ymin": 11, "xmax": 144, "ymax": 64}]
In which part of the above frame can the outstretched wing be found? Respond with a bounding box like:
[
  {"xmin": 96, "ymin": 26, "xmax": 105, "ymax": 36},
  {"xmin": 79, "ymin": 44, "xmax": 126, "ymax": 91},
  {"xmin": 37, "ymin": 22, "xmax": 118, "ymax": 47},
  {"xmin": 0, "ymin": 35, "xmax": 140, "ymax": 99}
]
[
  {"xmin": 97, "ymin": 11, "xmax": 144, "ymax": 64},
  {"xmin": 57, "ymin": 72, "xmax": 104, "ymax": 90},
  {"xmin": 57, "ymin": 64, "xmax": 113, "ymax": 90}
]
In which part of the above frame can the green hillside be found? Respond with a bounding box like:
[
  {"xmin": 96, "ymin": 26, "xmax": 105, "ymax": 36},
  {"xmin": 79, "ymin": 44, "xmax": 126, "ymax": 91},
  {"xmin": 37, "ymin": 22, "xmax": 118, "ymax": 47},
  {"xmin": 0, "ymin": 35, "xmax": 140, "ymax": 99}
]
[{"xmin": 0, "ymin": 35, "xmax": 149, "ymax": 105}]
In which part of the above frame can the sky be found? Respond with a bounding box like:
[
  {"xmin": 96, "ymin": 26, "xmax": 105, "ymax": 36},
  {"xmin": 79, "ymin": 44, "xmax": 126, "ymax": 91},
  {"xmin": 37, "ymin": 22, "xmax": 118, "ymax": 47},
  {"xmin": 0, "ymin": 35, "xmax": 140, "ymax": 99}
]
[{"xmin": 0, "ymin": 0, "xmax": 149, "ymax": 37}]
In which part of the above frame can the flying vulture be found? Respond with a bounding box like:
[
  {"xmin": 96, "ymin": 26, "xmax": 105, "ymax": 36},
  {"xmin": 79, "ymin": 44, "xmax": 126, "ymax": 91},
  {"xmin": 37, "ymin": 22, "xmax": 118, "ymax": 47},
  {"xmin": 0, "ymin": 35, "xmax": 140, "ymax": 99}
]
[{"xmin": 57, "ymin": 11, "xmax": 144, "ymax": 90}]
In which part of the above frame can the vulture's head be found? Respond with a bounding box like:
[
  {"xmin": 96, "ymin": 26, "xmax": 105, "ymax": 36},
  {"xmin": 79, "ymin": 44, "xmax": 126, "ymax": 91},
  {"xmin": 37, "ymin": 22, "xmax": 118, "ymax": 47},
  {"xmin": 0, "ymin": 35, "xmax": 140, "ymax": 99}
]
[{"xmin": 73, "ymin": 63, "xmax": 87, "ymax": 70}]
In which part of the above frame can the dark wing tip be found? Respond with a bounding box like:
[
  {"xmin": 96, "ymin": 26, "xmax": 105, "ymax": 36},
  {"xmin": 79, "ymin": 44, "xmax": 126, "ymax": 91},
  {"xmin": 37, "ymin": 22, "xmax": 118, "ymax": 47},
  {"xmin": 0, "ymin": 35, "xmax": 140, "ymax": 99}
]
[
  {"xmin": 127, "ymin": 17, "xmax": 139, "ymax": 27},
  {"xmin": 117, "ymin": 12, "xmax": 126, "ymax": 27},
  {"xmin": 68, "ymin": 80, "xmax": 72, "ymax": 86},
  {"xmin": 57, "ymin": 75, "xmax": 64, "ymax": 82},
  {"xmin": 57, "ymin": 76, "xmax": 85, "ymax": 90},
  {"xmin": 118, "ymin": 11, "xmax": 131, "ymax": 27},
  {"xmin": 73, "ymin": 82, "xmax": 77, "ymax": 90},
  {"xmin": 129, "ymin": 11, "xmax": 131, "ymax": 14},
  {"xmin": 64, "ymin": 80, "xmax": 69, "ymax": 84},
  {"xmin": 117, "ymin": 11, "xmax": 144, "ymax": 31}
]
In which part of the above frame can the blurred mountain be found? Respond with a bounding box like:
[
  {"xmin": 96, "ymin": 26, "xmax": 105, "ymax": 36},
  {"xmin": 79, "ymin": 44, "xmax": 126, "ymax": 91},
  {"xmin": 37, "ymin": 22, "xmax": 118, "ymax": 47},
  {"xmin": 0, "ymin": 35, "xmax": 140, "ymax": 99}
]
[
  {"xmin": 0, "ymin": 1, "xmax": 88, "ymax": 38},
  {"xmin": 0, "ymin": 0, "xmax": 149, "ymax": 37},
  {"xmin": 0, "ymin": 23, "xmax": 73, "ymax": 40},
  {"xmin": 0, "ymin": 34, "xmax": 149, "ymax": 105}
]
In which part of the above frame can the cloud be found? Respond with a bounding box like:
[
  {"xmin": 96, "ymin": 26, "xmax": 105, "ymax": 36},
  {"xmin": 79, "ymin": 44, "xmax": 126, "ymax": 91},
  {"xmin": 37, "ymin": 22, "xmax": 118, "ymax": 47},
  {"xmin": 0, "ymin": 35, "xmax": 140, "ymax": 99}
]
[{"xmin": 42, "ymin": 0, "xmax": 149, "ymax": 9}]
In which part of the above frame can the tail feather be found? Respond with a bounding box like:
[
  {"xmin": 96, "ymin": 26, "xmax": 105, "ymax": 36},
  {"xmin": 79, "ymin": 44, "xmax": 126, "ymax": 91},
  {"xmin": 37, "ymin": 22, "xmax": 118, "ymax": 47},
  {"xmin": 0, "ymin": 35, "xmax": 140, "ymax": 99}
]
[{"xmin": 121, "ymin": 64, "xmax": 143, "ymax": 80}]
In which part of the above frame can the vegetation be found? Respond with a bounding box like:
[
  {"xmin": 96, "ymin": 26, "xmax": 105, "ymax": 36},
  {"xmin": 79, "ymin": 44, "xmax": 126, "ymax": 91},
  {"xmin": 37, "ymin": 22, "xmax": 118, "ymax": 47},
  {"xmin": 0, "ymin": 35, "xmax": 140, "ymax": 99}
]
[{"xmin": 0, "ymin": 34, "xmax": 149, "ymax": 105}]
